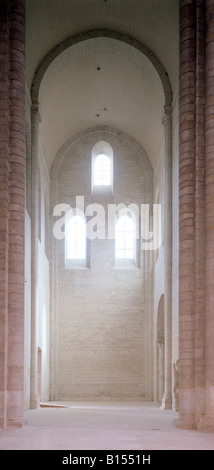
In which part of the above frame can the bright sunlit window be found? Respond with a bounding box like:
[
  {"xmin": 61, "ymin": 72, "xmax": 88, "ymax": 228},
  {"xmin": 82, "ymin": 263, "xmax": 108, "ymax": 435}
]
[
  {"xmin": 94, "ymin": 154, "xmax": 111, "ymax": 186},
  {"xmin": 66, "ymin": 214, "xmax": 86, "ymax": 261},
  {"xmin": 115, "ymin": 214, "xmax": 135, "ymax": 260},
  {"xmin": 91, "ymin": 141, "xmax": 113, "ymax": 192}
]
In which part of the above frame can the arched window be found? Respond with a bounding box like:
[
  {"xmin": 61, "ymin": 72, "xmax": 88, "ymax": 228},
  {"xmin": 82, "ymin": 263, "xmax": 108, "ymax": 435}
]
[
  {"xmin": 66, "ymin": 213, "xmax": 86, "ymax": 262},
  {"xmin": 94, "ymin": 154, "xmax": 111, "ymax": 186},
  {"xmin": 91, "ymin": 141, "xmax": 113, "ymax": 192},
  {"xmin": 115, "ymin": 213, "xmax": 135, "ymax": 260}
]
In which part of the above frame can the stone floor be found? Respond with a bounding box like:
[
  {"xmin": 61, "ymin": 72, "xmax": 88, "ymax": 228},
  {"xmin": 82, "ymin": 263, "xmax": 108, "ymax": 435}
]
[{"xmin": 0, "ymin": 401, "xmax": 214, "ymax": 450}]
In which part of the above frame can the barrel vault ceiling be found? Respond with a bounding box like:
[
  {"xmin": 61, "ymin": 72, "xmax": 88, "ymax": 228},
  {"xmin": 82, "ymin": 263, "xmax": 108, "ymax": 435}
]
[{"xmin": 26, "ymin": 0, "xmax": 179, "ymax": 171}]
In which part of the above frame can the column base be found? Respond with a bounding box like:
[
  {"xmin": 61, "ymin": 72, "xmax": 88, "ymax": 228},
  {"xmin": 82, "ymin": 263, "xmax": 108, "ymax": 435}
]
[
  {"xmin": 197, "ymin": 415, "xmax": 214, "ymax": 432},
  {"xmin": 7, "ymin": 417, "xmax": 25, "ymax": 428},
  {"xmin": 30, "ymin": 394, "xmax": 40, "ymax": 409},
  {"xmin": 161, "ymin": 396, "xmax": 172, "ymax": 410},
  {"xmin": 0, "ymin": 417, "xmax": 7, "ymax": 429},
  {"xmin": 174, "ymin": 418, "xmax": 197, "ymax": 430}
]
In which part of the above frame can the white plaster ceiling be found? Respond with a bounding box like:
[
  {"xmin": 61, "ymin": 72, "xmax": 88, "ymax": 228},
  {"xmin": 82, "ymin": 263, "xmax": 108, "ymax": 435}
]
[{"xmin": 26, "ymin": 0, "xmax": 179, "ymax": 171}]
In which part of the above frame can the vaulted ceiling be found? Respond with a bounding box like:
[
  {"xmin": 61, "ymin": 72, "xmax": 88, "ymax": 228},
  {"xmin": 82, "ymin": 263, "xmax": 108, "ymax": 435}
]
[{"xmin": 26, "ymin": 0, "xmax": 179, "ymax": 171}]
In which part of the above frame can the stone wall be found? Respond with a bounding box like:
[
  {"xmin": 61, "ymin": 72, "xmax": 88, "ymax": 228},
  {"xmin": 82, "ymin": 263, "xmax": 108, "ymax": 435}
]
[{"xmin": 50, "ymin": 128, "xmax": 154, "ymax": 400}]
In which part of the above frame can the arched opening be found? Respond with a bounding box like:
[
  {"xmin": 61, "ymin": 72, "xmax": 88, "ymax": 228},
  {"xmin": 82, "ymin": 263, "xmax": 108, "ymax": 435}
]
[
  {"xmin": 27, "ymin": 21, "xmax": 173, "ymax": 410},
  {"xmin": 49, "ymin": 129, "xmax": 151, "ymax": 401},
  {"xmin": 91, "ymin": 140, "xmax": 113, "ymax": 193}
]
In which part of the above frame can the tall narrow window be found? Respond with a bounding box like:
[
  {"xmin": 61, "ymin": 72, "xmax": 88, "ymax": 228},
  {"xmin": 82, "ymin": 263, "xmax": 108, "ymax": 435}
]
[
  {"xmin": 94, "ymin": 154, "xmax": 111, "ymax": 186},
  {"xmin": 115, "ymin": 214, "xmax": 135, "ymax": 260},
  {"xmin": 91, "ymin": 141, "xmax": 113, "ymax": 193},
  {"xmin": 66, "ymin": 214, "xmax": 86, "ymax": 264}
]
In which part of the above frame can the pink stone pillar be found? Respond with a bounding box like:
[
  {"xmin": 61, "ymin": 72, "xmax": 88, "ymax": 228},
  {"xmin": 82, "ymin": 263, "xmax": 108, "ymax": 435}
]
[
  {"xmin": 176, "ymin": 0, "xmax": 214, "ymax": 432},
  {"xmin": 175, "ymin": 0, "xmax": 197, "ymax": 430},
  {"xmin": 194, "ymin": 0, "xmax": 206, "ymax": 427},
  {"xmin": 0, "ymin": 0, "xmax": 25, "ymax": 429},
  {"xmin": 198, "ymin": 0, "xmax": 214, "ymax": 431},
  {"xmin": 7, "ymin": 0, "xmax": 25, "ymax": 427},
  {"xmin": 0, "ymin": 0, "xmax": 10, "ymax": 429}
]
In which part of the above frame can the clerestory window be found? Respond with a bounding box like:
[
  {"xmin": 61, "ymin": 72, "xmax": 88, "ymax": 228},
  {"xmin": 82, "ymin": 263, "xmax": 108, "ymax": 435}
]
[
  {"xmin": 115, "ymin": 213, "xmax": 135, "ymax": 260},
  {"xmin": 94, "ymin": 154, "xmax": 111, "ymax": 186},
  {"xmin": 66, "ymin": 213, "xmax": 86, "ymax": 267},
  {"xmin": 91, "ymin": 140, "xmax": 113, "ymax": 193}
]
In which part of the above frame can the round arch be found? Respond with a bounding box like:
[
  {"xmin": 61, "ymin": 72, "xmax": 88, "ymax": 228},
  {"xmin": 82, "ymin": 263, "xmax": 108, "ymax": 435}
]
[{"xmin": 31, "ymin": 29, "xmax": 172, "ymax": 107}]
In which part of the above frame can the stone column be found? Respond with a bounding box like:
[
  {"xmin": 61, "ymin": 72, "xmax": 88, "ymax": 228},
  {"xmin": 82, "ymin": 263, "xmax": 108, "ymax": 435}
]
[
  {"xmin": 194, "ymin": 0, "xmax": 206, "ymax": 427},
  {"xmin": 158, "ymin": 340, "xmax": 164, "ymax": 403},
  {"xmin": 7, "ymin": 0, "xmax": 26, "ymax": 427},
  {"xmin": 0, "ymin": 0, "xmax": 26, "ymax": 428},
  {"xmin": 30, "ymin": 103, "xmax": 40, "ymax": 409},
  {"xmin": 49, "ymin": 174, "xmax": 59, "ymax": 400},
  {"xmin": 143, "ymin": 247, "xmax": 150, "ymax": 399},
  {"xmin": 149, "ymin": 240, "xmax": 154, "ymax": 400},
  {"xmin": 199, "ymin": 0, "xmax": 214, "ymax": 431},
  {"xmin": 176, "ymin": 0, "xmax": 214, "ymax": 433},
  {"xmin": 162, "ymin": 105, "xmax": 173, "ymax": 410},
  {"xmin": 0, "ymin": 0, "xmax": 10, "ymax": 429},
  {"xmin": 175, "ymin": 0, "xmax": 197, "ymax": 430}
]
